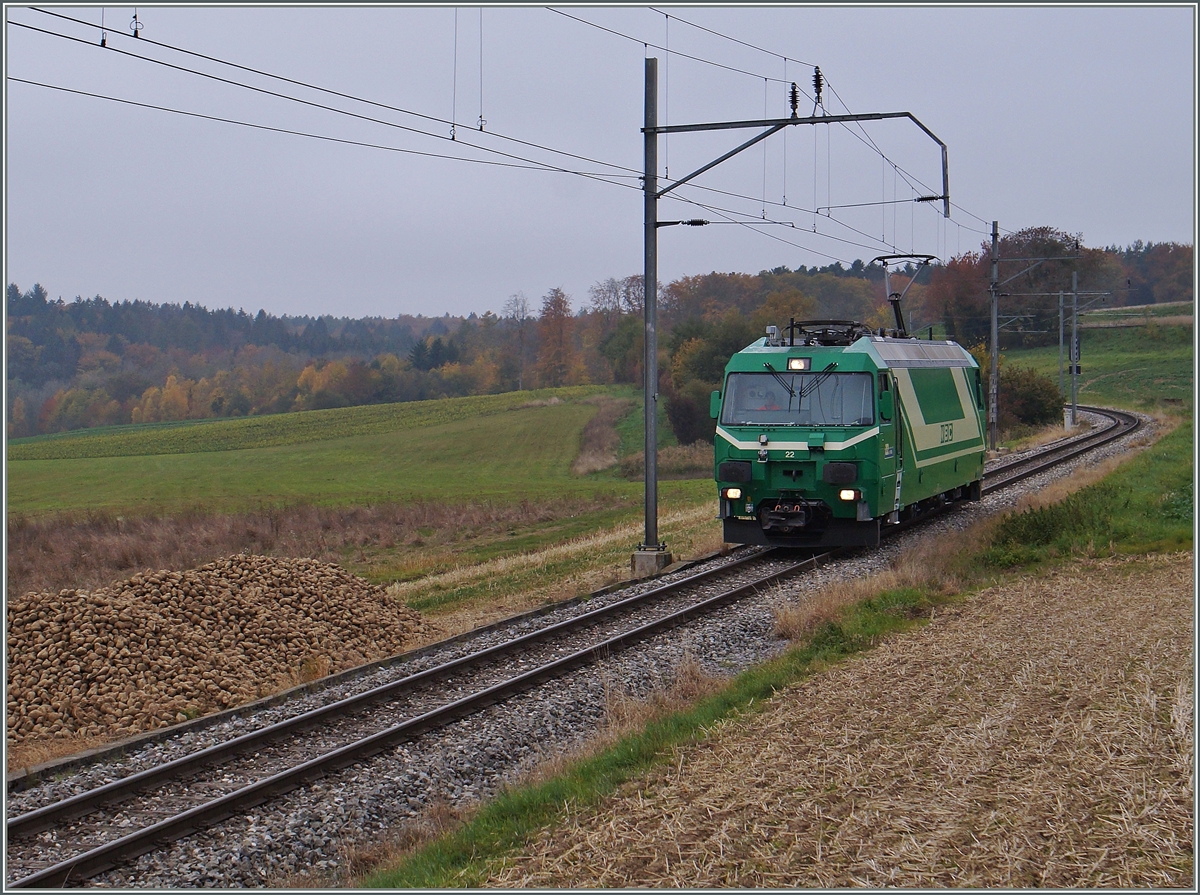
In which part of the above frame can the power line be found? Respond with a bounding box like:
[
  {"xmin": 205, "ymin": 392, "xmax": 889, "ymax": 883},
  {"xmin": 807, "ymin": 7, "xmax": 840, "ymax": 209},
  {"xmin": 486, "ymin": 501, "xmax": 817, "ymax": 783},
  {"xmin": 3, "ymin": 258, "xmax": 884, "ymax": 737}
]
[
  {"xmin": 547, "ymin": 7, "xmax": 793, "ymax": 84},
  {"xmin": 13, "ymin": 8, "xmax": 978, "ymax": 272},
  {"xmin": 670, "ymin": 195, "xmax": 853, "ymax": 266},
  {"xmin": 548, "ymin": 6, "xmax": 998, "ymax": 236},
  {"xmin": 7, "ymin": 77, "xmax": 642, "ymax": 189},
  {"xmin": 23, "ymin": 7, "xmax": 640, "ymax": 176},
  {"xmin": 647, "ymin": 7, "xmax": 817, "ymax": 68},
  {"xmin": 664, "ymin": 191, "xmax": 900, "ymax": 261},
  {"xmin": 14, "ymin": 10, "xmax": 939, "ymax": 253},
  {"xmin": 24, "ymin": 5, "xmax": 984, "ymax": 238}
]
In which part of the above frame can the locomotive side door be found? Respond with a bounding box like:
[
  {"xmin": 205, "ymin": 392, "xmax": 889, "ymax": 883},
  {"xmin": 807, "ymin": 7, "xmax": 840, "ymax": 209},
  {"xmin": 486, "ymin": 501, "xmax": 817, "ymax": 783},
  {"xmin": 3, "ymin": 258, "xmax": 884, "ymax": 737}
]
[
  {"xmin": 877, "ymin": 371, "xmax": 903, "ymax": 520},
  {"xmin": 892, "ymin": 391, "xmax": 905, "ymax": 515}
]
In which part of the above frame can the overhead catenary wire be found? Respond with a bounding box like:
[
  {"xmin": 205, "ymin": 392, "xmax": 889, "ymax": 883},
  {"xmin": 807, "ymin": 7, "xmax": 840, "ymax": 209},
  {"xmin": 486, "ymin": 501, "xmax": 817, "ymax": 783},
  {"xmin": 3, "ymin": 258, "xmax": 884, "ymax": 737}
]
[
  {"xmin": 478, "ymin": 7, "xmax": 485, "ymax": 131},
  {"xmin": 22, "ymin": 7, "xmax": 639, "ymax": 176},
  {"xmin": 624, "ymin": 5, "xmax": 997, "ymax": 233},
  {"xmin": 9, "ymin": 72, "xmax": 896, "ymax": 266},
  {"xmin": 548, "ymin": 7, "xmax": 794, "ymax": 84},
  {"xmin": 664, "ymin": 191, "xmax": 908, "ymax": 257},
  {"xmin": 663, "ymin": 11, "xmax": 669, "ymax": 179},
  {"xmin": 8, "ymin": 17, "xmax": 645, "ymax": 185},
  {"xmin": 450, "ymin": 7, "xmax": 458, "ymax": 140},
  {"xmin": 6, "ymin": 76, "xmax": 641, "ymax": 187},
  {"xmin": 13, "ymin": 12, "xmax": 949, "ymax": 234},
  {"xmin": 15, "ymin": 7, "xmax": 981, "ymax": 269},
  {"xmin": 26, "ymin": 4, "xmax": 982, "ymax": 243},
  {"xmin": 667, "ymin": 194, "xmax": 858, "ymax": 265},
  {"xmin": 648, "ymin": 6, "xmax": 817, "ymax": 69}
]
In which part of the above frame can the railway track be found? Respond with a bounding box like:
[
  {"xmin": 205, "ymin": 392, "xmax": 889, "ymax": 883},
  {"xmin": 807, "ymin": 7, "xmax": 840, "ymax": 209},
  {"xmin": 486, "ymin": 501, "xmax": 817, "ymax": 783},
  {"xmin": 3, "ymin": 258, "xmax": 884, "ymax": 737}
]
[
  {"xmin": 4, "ymin": 406, "xmax": 1141, "ymax": 887},
  {"xmin": 981, "ymin": 406, "xmax": 1140, "ymax": 493}
]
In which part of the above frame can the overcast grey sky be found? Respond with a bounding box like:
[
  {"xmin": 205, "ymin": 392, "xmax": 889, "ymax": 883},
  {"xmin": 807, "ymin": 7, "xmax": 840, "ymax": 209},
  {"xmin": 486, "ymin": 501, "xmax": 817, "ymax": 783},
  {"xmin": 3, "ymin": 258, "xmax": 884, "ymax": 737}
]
[{"xmin": 4, "ymin": 4, "xmax": 1196, "ymax": 320}]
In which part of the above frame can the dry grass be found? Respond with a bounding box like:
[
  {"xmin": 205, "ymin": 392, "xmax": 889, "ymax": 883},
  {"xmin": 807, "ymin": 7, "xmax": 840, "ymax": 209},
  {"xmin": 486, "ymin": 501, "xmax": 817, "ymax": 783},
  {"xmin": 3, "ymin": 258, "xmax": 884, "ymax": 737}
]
[
  {"xmin": 3, "ymin": 730, "xmax": 120, "ymax": 773},
  {"xmin": 571, "ymin": 396, "xmax": 633, "ymax": 475},
  {"xmin": 512, "ymin": 655, "xmax": 727, "ymax": 798},
  {"xmin": 4, "ymin": 497, "xmax": 628, "ymax": 600},
  {"xmin": 320, "ymin": 655, "xmax": 725, "ymax": 889},
  {"xmin": 273, "ymin": 800, "xmax": 469, "ymax": 889},
  {"xmin": 770, "ymin": 413, "xmax": 1171, "ymax": 644},
  {"xmin": 488, "ymin": 552, "xmax": 1195, "ymax": 888},
  {"xmin": 385, "ymin": 503, "xmax": 721, "ymax": 615},
  {"xmin": 619, "ymin": 442, "xmax": 713, "ymax": 480},
  {"xmin": 771, "ymin": 525, "xmax": 989, "ymax": 642}
]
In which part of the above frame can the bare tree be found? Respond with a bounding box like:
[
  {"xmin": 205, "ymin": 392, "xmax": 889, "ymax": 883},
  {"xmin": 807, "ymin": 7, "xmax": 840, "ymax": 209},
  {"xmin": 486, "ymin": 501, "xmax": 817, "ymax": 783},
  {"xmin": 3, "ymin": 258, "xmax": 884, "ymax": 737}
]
[
  {"xmin": 503, "ymin": 291, "xmax": 531, "ymax": 389},
  {"xmin": 587, "ymin": 277, "xmax": 623, "ymax": 326}
]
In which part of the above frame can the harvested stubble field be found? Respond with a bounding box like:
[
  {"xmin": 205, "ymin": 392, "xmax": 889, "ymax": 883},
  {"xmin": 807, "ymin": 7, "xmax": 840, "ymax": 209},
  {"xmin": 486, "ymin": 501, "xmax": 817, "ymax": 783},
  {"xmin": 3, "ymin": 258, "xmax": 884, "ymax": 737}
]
[
  {"xmin": 489, "ymin": 552, "xmax": 1194, "ymax": 888},
  {"xmin": 6, "ymin": 554, "xmax": 439, "ymax": 772}
]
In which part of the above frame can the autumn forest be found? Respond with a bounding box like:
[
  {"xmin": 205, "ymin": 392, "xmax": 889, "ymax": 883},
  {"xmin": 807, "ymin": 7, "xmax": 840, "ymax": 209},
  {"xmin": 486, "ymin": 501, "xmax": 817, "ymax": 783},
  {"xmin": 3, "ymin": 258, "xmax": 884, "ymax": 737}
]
[{"xmin": 6, "ymin": 228, "xmax": 1191, "ymax": 445}]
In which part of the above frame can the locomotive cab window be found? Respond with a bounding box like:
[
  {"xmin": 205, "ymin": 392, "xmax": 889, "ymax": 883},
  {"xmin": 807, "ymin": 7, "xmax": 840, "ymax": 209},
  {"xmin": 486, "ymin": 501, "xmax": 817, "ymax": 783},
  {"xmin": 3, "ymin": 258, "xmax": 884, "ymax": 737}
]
[{"xmin": 721, "ymin": 372, "xmax": 875, "ymax": 427}]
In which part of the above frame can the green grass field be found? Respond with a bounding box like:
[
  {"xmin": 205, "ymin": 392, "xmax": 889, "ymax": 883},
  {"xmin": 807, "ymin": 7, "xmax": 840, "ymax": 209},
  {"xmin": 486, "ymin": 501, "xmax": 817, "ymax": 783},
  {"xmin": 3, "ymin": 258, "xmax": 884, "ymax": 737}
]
[
  {"xmin": 7, "ymin": 386, "xmax": 613, "ymax": 461},
  {"xmin": 10, "ymin": 402, "xmax": 600, "ymax": 514},
  {"xmin": 7, "ymin": 388, "xmax": 665, "ymax": 516},
  {"xmin": 1079, "ymin": 299, "xmax": 1192, "ymax": 322},
  {"xmin": 1002, "ymin": 322, "xmax": 1193, "ymax": 410}
]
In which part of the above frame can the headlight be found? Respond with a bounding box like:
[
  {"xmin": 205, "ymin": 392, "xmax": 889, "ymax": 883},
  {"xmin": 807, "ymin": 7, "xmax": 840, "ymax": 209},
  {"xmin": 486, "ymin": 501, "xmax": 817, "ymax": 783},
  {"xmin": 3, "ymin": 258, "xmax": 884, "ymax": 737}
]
[
  {"xmin": 839, "ymin": 489, "xmax": 860, "ymax": 501},
  {"xmin": 723, "ymin": 487, "xmax": 743, "ymax": 500},
  {"xmin": 787, "ymin": 357, "xmax": 811, "ymax": 371}
]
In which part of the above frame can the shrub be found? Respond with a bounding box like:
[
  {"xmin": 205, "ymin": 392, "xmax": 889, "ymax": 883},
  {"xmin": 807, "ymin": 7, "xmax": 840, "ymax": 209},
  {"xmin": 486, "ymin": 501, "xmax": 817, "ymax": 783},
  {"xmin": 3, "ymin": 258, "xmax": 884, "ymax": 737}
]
[
  {"xmin": 999, "ymin": 364, "xmax": 1063, "ymax": 429},
  {"xmin": 663, "ymin": 379, "xmax": 716, "ymax": 446}
]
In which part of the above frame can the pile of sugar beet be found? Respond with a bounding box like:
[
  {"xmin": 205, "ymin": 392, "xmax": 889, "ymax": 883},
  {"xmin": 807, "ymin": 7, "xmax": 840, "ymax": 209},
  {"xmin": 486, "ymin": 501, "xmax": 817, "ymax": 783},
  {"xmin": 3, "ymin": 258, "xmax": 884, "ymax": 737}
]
[{"xmin": 6, "ymin": 554, "xmax": 437, "ymax": 749}]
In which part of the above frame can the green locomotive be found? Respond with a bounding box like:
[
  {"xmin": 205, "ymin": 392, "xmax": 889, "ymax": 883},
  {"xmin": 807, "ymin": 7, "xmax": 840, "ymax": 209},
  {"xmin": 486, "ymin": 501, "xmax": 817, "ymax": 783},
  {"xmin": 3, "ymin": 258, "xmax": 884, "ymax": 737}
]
[{"xmin": 711, "ymin": 316, "xmax": 986, "ymax": 548}]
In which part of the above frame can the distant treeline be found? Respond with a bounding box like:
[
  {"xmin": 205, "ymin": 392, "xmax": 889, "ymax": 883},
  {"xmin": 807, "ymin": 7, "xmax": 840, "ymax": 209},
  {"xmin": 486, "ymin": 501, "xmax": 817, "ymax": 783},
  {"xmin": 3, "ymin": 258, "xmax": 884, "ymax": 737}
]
[{"xmin": 6, "ymin": 230, "xmax": 1191, "ymax": 443}]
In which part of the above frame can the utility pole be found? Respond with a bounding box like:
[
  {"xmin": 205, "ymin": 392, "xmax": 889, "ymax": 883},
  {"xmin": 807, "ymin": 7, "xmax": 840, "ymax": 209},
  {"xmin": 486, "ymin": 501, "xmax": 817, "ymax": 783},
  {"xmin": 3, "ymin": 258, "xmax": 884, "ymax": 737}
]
[
  {"xmin": 634, "ymin": 58, "xmax": 668, "ymax": 577},
  {"xmin": 632, "ymin": 57, "xmax": 951, "ymax": 576},
  {"xmin": 1070, "ymin": 270, "xmax": 1079, "ymax": 427},
  {"xmin": 1058, "ymin": 290, "xmax": 1065, "ymax": 399},
  {"xmin": 988, "ymin": 221, "xmax": 999, "ymax": 452}
]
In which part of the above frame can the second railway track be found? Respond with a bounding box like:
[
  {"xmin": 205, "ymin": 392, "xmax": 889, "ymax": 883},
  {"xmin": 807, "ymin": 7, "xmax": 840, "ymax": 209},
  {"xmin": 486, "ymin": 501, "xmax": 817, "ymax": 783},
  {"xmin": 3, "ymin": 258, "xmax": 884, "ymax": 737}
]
[{"xmin": 5, "ymin": 406, "xmax": 1146, "ymax": 888}]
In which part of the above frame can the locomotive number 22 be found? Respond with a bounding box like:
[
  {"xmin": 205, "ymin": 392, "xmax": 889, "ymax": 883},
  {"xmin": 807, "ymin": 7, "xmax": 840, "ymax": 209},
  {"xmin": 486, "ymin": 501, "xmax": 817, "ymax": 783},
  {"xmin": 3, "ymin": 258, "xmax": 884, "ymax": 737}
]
[{"xmin": 939, "ymin": 423, "xmax": 954, "ymax": 444}]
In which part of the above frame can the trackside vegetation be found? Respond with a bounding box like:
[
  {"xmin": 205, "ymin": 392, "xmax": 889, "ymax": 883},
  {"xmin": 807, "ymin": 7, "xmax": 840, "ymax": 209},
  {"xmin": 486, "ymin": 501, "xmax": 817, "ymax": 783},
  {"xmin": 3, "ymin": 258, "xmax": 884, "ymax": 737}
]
[
  {"xmin": 365, "ymin": 589, "xmax": 934, "ymax": 888},
  {"xmin": 983, "ymin": 419, "xmax": 1193, "ymax": 566},
  {"xmin": 362, "ymin": 408, "xmax": 1192, "ymax": 887}
]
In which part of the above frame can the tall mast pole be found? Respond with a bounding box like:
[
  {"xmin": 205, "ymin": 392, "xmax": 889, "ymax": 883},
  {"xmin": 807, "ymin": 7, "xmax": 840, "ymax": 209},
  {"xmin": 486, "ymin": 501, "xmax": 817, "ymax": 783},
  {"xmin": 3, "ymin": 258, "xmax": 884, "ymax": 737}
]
[
  {"xmin": 633, "ymin": 57, "xmax": 671, "ymax": 576},
  {"xmin": 1070, "ymin": 270, "xmax": 1079, "ymax": 427},
  {"xmin": 988, "ymin": 221, "xmax": 999, "ymax": 451}
]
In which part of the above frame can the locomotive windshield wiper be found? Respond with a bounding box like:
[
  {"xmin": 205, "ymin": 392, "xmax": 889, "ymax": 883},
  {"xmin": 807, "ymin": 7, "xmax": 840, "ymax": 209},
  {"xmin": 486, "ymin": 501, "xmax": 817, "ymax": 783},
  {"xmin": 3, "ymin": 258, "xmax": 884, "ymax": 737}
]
[
  {"xmin": 762, "ymin": 362, "xmax": 796, "ymax": 403},
  {"xmin": 799, "ymin": 362, "xmax": 839, "ymax": 400}
]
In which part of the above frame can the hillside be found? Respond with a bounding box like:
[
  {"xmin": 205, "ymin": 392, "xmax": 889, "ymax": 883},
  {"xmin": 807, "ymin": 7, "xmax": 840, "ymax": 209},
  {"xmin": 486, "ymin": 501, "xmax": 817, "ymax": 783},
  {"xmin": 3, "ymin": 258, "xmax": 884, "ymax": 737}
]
[
  {"xmin": 7, "ymin": 237, "xmax": 1190, "ymax": 443},
  {"xmin": 7, "ymin": 387, "xmax": 616, "ymax": 514},
  {"xmin": 1001, "ymin": 320, "xmax": 1193, "ymax": 411}
]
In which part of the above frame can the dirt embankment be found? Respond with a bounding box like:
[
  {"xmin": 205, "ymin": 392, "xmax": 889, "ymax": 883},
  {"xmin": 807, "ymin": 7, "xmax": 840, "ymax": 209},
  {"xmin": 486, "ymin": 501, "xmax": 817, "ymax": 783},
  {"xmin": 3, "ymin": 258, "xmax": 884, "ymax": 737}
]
[
  {"xmin": 6, "ymin": 554, "xmax": 438, "ymax": 771},
  {"xmin": 490, "ymin": 552, "xmax": 1194, "ymax": 889}
]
